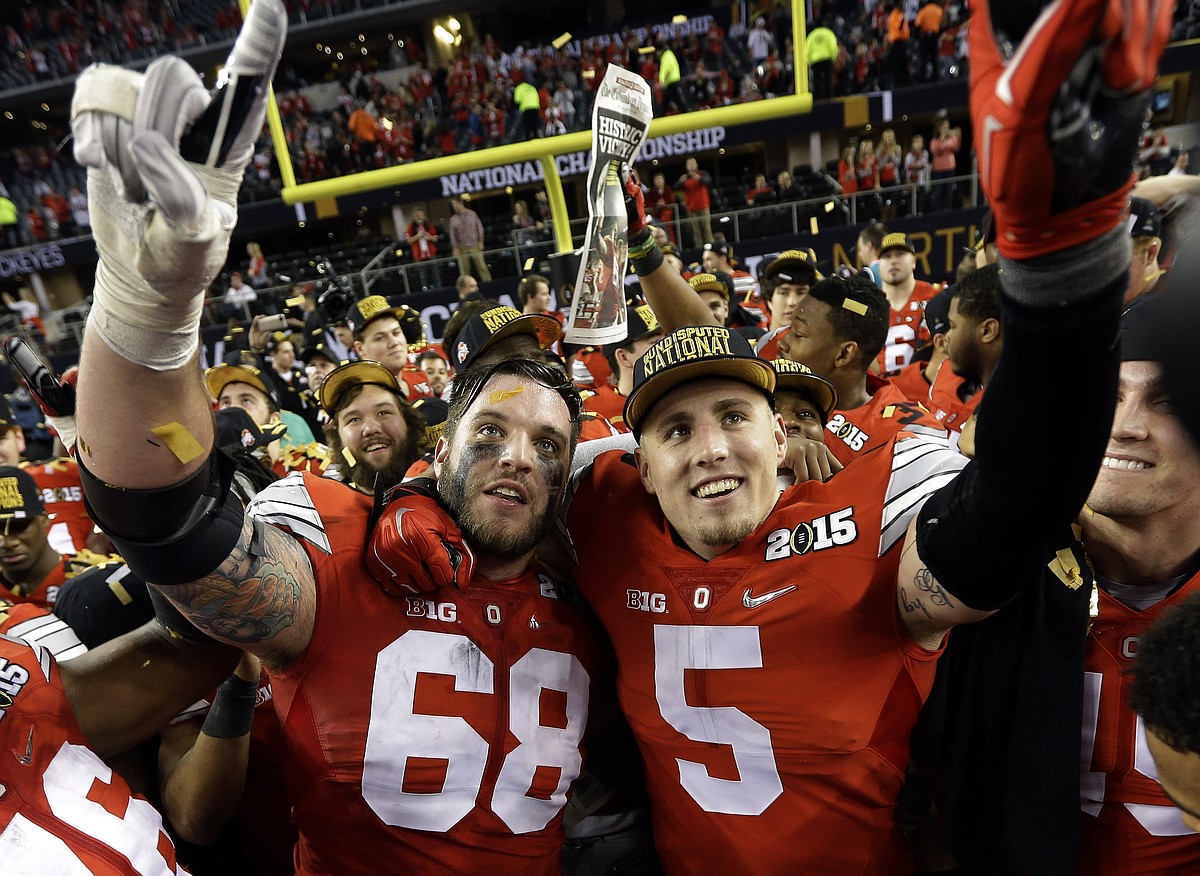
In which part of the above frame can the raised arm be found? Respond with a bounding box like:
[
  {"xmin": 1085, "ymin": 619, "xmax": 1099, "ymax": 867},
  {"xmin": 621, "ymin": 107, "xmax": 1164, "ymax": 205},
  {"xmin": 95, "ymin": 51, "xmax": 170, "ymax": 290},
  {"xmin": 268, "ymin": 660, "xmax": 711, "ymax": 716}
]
[
  {"xmin": 623, "ymin": 166, "xmax": 717, "ymax": 330},
  {"xmin": 895, "ymin": 0, "xmax": 1172, "ymax": 646},
  {"xmin": 71, "ymin": 0, "xmax": 314, "ymax": 665}
]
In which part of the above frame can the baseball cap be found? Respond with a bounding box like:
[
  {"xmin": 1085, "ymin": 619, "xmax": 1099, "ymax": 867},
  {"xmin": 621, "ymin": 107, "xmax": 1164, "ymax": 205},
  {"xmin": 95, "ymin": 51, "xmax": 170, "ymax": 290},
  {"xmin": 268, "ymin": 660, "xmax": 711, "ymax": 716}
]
[
  {"xmin": 924, "ymin": 286, "xmax": 953, "ymax": 337},
  {"xmin": 765, "ymin": 249, "xmax": 820, "ymax": 286},
  {"xmin": 0, "ymin": 466, "xmax": 43, "ymax": 520},
  {"xmin": 204, "ymin": 363, "xmax": 275, "ymax": 405},
  {"xmin": 624, "ymin": 325, "xmax": 776, "ymax": 437},
  {"xmin": 619, "ymin": 303, "xmax": 661, "ymax": 347},
  {"xmin": 879, "ymin": 232, "xmax": 916, "ymax": 255},
  {"xmin": 771, "ymin": 359, "xmax": 839, "ymax": 423},
  {"xmin": 451, "ymin": 305, "xmax": 562, "ymax": 370},
  {"xmin": 1128, "ymin": 197, "xmax": 1162, "ymax": 239},
  {"xmin": 317, "ymin": 360, "xmax": 402, "ymax": 414},
  {"xmin": 703, "ymin": 241, "xmax": 735, "ymax": 262},
  {"xmin": 412, "ymin": 396, "xmax": 449, "ymax": 451},
  {"xmin": 689, "ymin": 272, "xmax": 735, "ymax": 302},
  {"xmin": 966, "ymin": 209, "xmax": 996, "ymax": 254},
  {"xmin": 214, "ymin": 406, "xmax": 287, "ymax": 452},
  {"xmin": 300, "ymin": 341, "xmax": 339, "ymax": 366},
  {"xmin": 346, "ymin": 295, "xmax": 426, "ymax": 345}
]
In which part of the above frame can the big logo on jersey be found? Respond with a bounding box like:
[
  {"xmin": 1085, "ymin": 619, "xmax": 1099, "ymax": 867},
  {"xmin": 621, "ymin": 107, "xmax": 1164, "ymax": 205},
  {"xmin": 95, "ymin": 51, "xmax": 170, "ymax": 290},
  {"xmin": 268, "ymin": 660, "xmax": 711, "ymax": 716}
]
[{"xmin": 764, "ymin": 507, "xmax": 858, "ymax": 561}]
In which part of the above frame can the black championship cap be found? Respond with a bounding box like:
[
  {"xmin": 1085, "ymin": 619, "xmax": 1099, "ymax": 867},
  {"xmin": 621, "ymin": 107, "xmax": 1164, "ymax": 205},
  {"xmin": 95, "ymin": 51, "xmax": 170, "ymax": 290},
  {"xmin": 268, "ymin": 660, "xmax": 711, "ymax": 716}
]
[
  {"xmin": 412, "ymin": 396, "xmax": 449, "ymax": 452},
  {"xmin": 300, "ymin": 341, "xmax": 339, "ymax": 366},
  {"xmin": 0, "ymin": 466, "xmax": 43, "ymax": 520},
  {"xmin": 703, "ymin": 241, "xmax": 735, "ymax": 262},
  {"xmin": 317, "ymin": 360, "xmax": 402, "ymax": 415},
  {"xmin": 619, "ymin": 303, "xmax": 661, "ymax": 347},
  {"xmin": 924, "ymin": 286, "xmax": 954, "ymax": 337},
  {"xmin": 1128, "ymin": 197, "xmax": 1162, "ymax": 239},
  {"xmin": 346, "ymin": 295, "xmax": 427, "ymax": 346},
  {"xmin": 771, "ymin": 359, "xmax": 839, "ymax": 423},
  {"xmin": 624, "ymin": 325, "xmax": 776, "ymax": 437},
  {"xmin": 451, "ymin": 305, "xmax": 562, "ymax": 370},
  {"xmin": 688, "ymin": 272, "xmax": 735, "ymax": 302},
  {"xmin": 765, "ymin": 249, "xmax": 820, "ymax": 286},
  {"xmin": 215, "ymin": 406, "xmax": 287, "ymax": 451},
  {"xmin": 879, "ymin": 231, "xmax": 916, "ymax": 255}
]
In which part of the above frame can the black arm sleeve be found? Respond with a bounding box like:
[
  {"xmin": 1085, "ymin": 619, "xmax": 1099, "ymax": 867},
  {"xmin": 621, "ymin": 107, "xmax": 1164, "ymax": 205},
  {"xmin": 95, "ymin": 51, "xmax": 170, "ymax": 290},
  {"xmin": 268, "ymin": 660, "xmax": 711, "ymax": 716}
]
[{"xmin": 915, "ymin": 272, "xmax": 1123, "ymax": 611}]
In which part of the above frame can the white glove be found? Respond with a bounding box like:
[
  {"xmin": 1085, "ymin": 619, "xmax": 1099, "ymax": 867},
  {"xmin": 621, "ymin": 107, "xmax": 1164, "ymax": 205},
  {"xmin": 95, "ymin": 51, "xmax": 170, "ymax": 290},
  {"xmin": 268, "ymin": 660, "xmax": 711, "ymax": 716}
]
[{"xmin": 71, "ymin": 0, "xmax": 286, "ymax": 370}]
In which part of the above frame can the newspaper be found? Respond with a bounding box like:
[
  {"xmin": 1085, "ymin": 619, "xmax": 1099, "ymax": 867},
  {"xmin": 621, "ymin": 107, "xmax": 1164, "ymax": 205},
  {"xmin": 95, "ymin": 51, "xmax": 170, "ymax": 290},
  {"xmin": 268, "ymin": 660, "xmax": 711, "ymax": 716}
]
[{"xmin": 563, "ymin": 66, "xmax": 653, "ymax": 345}]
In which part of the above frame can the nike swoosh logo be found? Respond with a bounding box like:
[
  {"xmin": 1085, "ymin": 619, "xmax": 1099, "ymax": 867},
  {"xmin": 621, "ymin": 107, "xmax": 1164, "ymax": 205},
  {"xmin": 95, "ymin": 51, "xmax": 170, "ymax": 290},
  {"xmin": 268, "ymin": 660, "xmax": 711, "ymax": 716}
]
[{"xmin": 743, "ymin": 585, "xmax": 797, "ymax": 610}]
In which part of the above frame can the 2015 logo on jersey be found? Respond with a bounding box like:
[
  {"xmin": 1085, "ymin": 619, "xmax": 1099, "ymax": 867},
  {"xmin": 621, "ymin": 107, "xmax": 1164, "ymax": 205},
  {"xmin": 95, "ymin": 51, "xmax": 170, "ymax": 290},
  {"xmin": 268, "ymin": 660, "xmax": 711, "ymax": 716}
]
[
  {"xmin": 406, "ymin": 598, "xmax": 458, "ymax": 623},
  {"xmin": 626, "ymin": 590, "xmax": 668, "ymax": 613},
  {"xmin": 764, "ymin": 506, "xmax": 858, "ymax": 561},
  {"xmin": 825, "ymin": 415, "xmax": 868, "ymax": 452},
  {"xmin": 0, "ymin": 658, "xmax": 30, "ymax": 725}
]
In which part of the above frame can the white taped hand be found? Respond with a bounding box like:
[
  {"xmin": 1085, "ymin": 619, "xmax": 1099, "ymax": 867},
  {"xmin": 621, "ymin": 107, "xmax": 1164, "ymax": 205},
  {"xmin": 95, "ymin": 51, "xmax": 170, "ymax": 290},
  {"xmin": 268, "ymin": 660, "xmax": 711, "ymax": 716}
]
[{"xmin": 70, "ymin": 0, "xmax": 286, "ymax": 370}]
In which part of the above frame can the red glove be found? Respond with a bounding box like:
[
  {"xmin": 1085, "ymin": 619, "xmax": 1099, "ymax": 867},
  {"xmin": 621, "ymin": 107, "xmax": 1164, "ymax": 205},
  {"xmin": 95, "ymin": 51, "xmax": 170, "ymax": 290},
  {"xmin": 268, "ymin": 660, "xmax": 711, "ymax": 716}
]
[
  {"xmin": 970, "ymin": 0, "xmax": 1172, "ymax": 260},
  {"xmin": 366, "ymin": 480, "xmax": 475, "ymax": 596},
  {"xmin": 622, "ymin": 162, "xmax": 648, "ymax": 237}
]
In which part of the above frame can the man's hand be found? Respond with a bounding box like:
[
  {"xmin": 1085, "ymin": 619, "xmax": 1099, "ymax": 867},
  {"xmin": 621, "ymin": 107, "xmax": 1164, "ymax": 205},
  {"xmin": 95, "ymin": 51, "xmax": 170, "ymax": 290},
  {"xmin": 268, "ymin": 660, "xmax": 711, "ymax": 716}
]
[
  {"xmin": 71, "ymin": 0, "xmax": 286, "ymax": 369},
  {"xmin": 783, "ymin": 436, "xmax": 843, "ymax": 483},
  {"xmin": 622, "ymin": 162, "xmax": 648, "ymax": 237},
  {"xmin": 366, "ymin": 480, "xmax": 476, "ymax": 595},
  {"xmin": 970, "ymin": 0, "xmax": 1172, "ymax": 259}
]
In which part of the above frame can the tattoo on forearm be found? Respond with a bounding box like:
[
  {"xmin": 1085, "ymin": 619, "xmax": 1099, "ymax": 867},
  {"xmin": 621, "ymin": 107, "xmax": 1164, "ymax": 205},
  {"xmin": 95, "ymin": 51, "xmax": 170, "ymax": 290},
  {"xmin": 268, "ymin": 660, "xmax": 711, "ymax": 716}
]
[
  {"xmin": 168, "ymin": 520, "xmax": 304, "ymax": 644},
  {"xmin": 900, "ymin": 587, "xmax": 933, "ymax": 619}
]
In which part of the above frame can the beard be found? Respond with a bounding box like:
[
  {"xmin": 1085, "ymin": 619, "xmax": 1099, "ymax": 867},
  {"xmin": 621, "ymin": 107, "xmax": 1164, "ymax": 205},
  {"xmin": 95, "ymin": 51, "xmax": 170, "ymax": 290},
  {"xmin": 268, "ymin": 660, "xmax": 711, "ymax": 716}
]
[
  {"xmin": 350, "ymin": 445, "xmax": 411, "ymax": 493},
  {"xmin": 439, "ymin": 467, "xmax": 556, "ymax": 560},
  {"xmin": 692, "ymin": 514, "xmax": 761, "ymax": 548}
]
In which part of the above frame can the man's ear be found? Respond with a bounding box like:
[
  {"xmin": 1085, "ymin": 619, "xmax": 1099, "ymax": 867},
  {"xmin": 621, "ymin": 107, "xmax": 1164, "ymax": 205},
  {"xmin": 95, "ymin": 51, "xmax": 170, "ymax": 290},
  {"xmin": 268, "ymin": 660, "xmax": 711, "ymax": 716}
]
[
  {"xmin": 431, "ymin": 435, "xmax": 449, "ymax": 479},
  {"xmin": 834, "ymin": 340, "xmax": 859, "ymax": 370},
  {"xmin": 635, "ymin": 447, "xmax": 657, "ymax": 496},
  {"xmin": 980, "ymin": 317, "xmax": 1001, "ymax": 345}
]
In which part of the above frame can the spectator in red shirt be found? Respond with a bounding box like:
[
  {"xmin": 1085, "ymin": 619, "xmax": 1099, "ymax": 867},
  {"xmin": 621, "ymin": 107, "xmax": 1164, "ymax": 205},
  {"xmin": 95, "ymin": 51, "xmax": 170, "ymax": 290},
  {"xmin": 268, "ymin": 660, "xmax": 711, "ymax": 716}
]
[
  {"xmin": 675, "ymin": 157, "xmax": 714, "ymax": 247},
  {"xmin": 405, "ymin": 208, "xmax": 440, "ymax": 292}
]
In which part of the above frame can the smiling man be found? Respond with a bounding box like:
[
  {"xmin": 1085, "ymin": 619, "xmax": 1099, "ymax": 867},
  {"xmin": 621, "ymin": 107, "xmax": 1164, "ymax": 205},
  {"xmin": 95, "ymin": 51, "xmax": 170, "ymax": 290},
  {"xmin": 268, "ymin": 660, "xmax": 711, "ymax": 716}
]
[{"xmin": 318, "ymin": 360, "xmax": 424, "ymax": 493}]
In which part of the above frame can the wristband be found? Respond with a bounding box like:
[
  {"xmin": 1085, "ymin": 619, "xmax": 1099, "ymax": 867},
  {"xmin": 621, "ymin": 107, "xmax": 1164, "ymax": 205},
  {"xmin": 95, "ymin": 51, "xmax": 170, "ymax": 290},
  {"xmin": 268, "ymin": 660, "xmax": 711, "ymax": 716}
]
[
  {"xmin": 627, "ymin": 229, "xmax": 664, "ymax": 277},
  {"xmin": 201, "ymin": 673, "xmax": 259, "ymax": 738}
]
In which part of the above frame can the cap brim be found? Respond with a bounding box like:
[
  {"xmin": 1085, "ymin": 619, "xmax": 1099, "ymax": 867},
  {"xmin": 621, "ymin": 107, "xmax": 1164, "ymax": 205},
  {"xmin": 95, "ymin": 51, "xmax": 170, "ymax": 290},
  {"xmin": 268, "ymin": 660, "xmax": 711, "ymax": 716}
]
[
  {"xmin": 879, "ymin": 245, "xmax": 915, "ymax": 256},
  {"xmin": 477, "ymin": 313, "xmax": 562, "ymax": 359},
  {"xmin": 768, "ymin": 260, "xmax": 819, "ymax": 284},
  {"xmin": 204, "ymin": 364, "xmax": 271, "ymax": 401},
  {"xmin": 318, "ymin": 360, "xmax": 401, "ymax": 412},
  {"xmin": 625, "ymin": 358, "xmax": 776, "ymax": 436},
  {"xmin": 774, "ymin": 372, "xmax": 839, "ymax": 421}
]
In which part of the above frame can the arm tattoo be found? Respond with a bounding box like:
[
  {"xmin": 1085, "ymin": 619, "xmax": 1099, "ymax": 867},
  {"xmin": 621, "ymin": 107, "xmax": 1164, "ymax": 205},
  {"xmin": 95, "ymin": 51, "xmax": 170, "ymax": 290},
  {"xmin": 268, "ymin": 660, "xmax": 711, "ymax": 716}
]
[
  {"xmin": 912, "ymin": 566, "xmax": 955, "ymax": 609},
  {"xmin": 165, "ymin": 517, "xmax": 309, "ymax": 645},
  {"xmin": 900, "ymin": 587, "xmax": 933, "ymax": 620}
]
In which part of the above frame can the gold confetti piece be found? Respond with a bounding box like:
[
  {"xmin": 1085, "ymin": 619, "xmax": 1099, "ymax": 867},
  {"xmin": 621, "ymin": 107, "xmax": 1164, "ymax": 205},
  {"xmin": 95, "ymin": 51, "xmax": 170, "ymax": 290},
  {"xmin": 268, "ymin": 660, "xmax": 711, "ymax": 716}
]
[
  {"xmin": 809, "ymin": 215, "xmax": 819, "ymax": 235},
  {"xmin": 552, "ymin": 32, "xmax": 572, "ymax": 49},
  {"xmin": 841, "ymin": 298, "xmax": 868, "ymax": 316},
  {"xmin": 342, "ymin": 446, "xmax": 356, "ymax": 467},
  {"xmin": 524, "ymin": 257, "xmax": 535, "ymax": 272},
  {"xmin": 490, "ymin": 387, "xmax": 525, "ymax": 404},
  {"xmin": 108, "ymin": 580, "xmax": 133, "ymax": 606},
  {"xmin": 149, "ymin": 423, "xmax": 205, "ymax": 464}
]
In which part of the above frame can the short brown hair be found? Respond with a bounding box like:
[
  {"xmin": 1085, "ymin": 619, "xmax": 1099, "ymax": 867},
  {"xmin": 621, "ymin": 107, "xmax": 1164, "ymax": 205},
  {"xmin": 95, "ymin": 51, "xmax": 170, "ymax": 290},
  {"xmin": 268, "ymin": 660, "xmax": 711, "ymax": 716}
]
[{"xmin": 517, "ymin": 274, "xmax": 551, "ymax": 307}]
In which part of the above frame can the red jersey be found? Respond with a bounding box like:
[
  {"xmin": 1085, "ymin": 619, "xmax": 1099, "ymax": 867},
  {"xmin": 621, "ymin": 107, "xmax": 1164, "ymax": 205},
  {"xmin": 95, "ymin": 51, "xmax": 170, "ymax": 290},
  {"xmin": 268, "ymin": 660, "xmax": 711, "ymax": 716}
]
[
  {"xmin": 0, "ymin": 600, "xmax": 86, "ymax": 661},
  {"xmin": 22, "ymin": 458, "xmax": 93, "ymax": 554},
  {"xmin": 0, "ymin": 635, "xmax": 186, "ymax": 874},
  {"xmin": 401, "ymin": 366, "xmax": 434, "ymax": 400},
  {"xmin": 247, "ymin": 473, "xmax": 610, "ymax": 875},
  {"xmin": 1078, "ymin": 583, "xmax": 1200, "ymax": 875},
  {"xmin": 579, "ymin": 410, "xmax": 619, "ymax": 442},
  {"xmin": 581, "ymin": 384, "xmax": 629, "ymax": 434},
  {"xmin": 270, "ymin": 442, "xmax": 331, "ymax": 478},
  {"xmin": 890, "ymin": 359, "xmax": 980, "ymax": 434},
  {"xmin": 564, "ymin": 437, "xmax": 967, "ymax": 874},
  {"xmin": 754, "ymin": 326, "xmax": 788, "ymax": 362},
  {"xmin": 878, "ymin": 280, "xmax": 939, "ymax": 374},
  {"xmin": 0, "ymin": 552, "xmax": 107, "ymax": 608},
  {"xmin": 824, "ymin": 376, "xmax": 950, "ymax": 467}
]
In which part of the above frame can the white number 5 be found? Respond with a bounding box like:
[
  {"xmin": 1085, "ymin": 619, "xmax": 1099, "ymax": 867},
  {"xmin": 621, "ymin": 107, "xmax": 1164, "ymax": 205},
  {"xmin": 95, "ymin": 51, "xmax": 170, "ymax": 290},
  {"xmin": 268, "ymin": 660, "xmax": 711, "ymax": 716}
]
[{"xmin": 654, "ymin": 625, "xmax": 783, "ymax": 815}]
